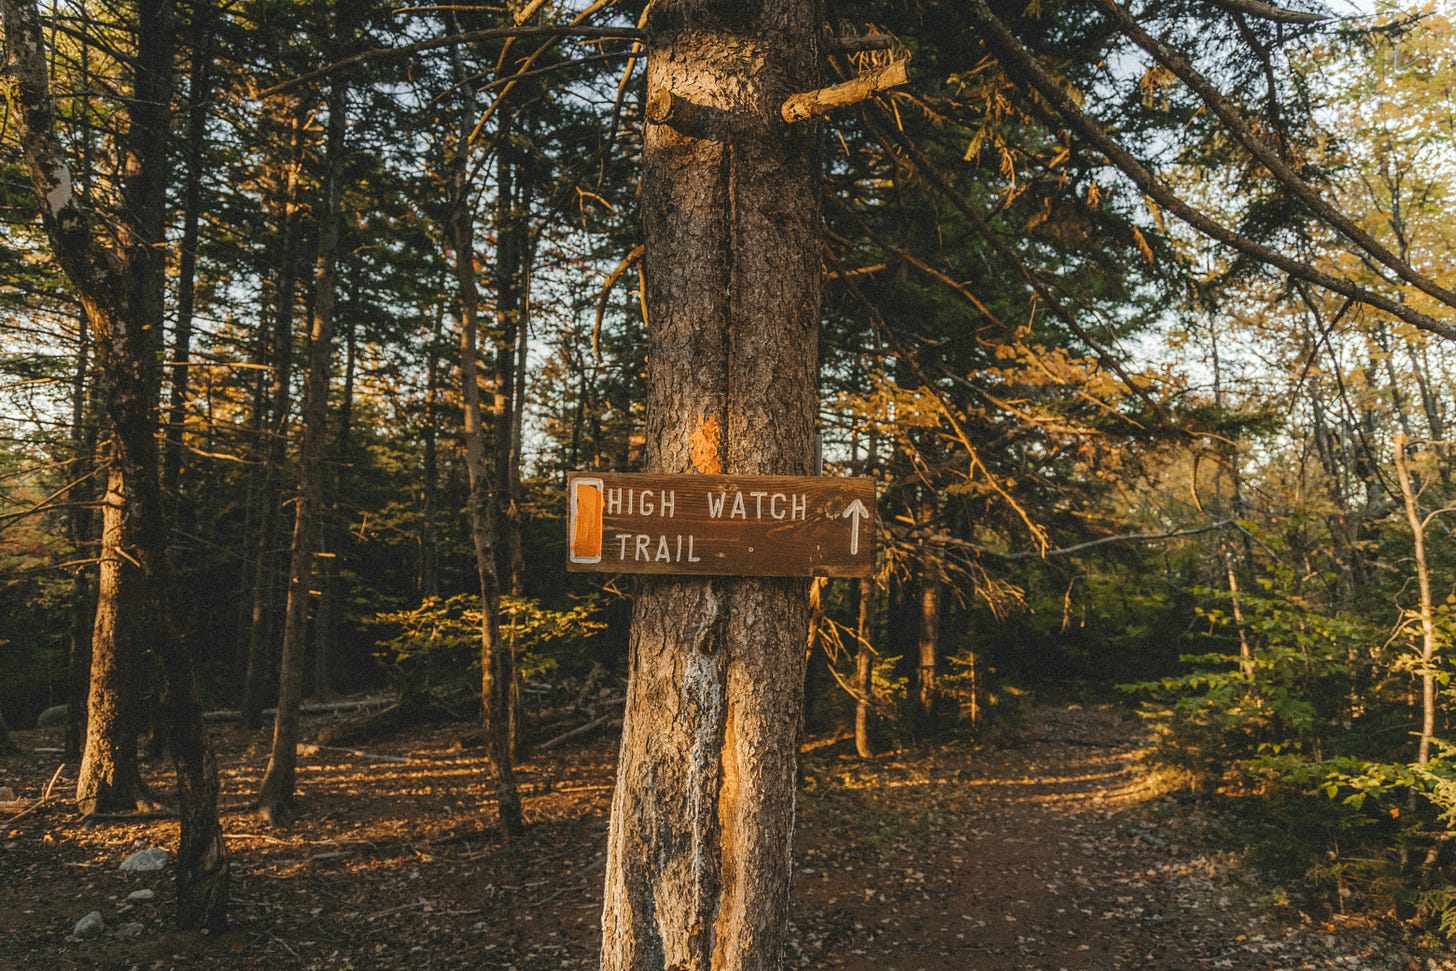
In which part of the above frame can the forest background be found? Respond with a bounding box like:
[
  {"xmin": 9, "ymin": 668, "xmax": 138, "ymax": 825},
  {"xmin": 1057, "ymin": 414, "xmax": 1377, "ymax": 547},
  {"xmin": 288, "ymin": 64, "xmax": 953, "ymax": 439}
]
[{"xmin": 4, "ymin": 0, "xmax": 1456, "ymax": 946}]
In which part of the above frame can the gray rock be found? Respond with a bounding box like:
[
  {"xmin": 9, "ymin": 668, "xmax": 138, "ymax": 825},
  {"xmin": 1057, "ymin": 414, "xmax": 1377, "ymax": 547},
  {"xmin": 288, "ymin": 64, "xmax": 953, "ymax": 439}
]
[
  {"xmin": 35, "ymin": 704, "xmax": 69, "ymax": 729},
  {"xmin": 126, "ymin": 889, "xmax": 155, "ymax": 902},
  {"xmin": 119, "ymin": 847, "xmax": 168, "ymax": 873},
  {"xmin": 72, "ymin": 911, "xmax": 105, "ymax": 940}
]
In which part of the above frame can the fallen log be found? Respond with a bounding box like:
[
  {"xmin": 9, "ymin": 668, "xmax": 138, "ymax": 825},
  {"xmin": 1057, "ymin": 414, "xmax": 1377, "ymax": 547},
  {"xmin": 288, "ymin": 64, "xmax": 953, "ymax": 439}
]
[
  {"xmin": 203, "ymin": 694, "xmax": 395, "ymax": 724},
  {"xmin": 537, "ymin": 710, "xmax": 623, "ymax": 752}
]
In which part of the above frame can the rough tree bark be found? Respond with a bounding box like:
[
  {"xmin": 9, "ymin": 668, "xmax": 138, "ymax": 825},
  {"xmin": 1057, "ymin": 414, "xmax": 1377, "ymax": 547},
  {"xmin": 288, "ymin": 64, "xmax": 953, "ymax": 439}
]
[
  {"xmin": 0, "ymin": 0, "xmax": 229, "ymax": 927},
  {"xmin": 255, "ymin": 66, "xmax": 349, "ymax": 825},
  {"xmin": 599, "ymin": 3, "xmax": 822, "ymax": 968}
]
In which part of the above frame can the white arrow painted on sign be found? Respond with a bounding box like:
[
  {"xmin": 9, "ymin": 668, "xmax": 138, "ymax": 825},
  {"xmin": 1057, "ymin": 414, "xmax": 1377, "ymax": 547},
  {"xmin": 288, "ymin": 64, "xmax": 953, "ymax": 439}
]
[{"xmin": 841, "ymin": 498, "xmax": 870, "ymax": 556}]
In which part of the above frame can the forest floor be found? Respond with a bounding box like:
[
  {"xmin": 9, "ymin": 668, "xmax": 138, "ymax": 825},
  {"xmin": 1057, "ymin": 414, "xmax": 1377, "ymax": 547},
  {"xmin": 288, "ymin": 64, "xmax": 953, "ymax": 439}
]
[{"xmin": 1, "ymin": 701, "xmax": 1451, "ymax": 970}]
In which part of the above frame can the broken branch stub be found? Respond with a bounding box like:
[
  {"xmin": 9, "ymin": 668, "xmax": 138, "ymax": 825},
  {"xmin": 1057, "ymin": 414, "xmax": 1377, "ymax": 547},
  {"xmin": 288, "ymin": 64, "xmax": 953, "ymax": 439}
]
[{"xmin": 781, "ymin": 60, "xmax": 908, "ymax": 124}]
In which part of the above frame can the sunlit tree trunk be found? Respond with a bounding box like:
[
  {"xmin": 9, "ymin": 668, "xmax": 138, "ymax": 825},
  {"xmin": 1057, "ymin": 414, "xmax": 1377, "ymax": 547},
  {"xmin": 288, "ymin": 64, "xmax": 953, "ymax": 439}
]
[
  {"xmin": 854, "ymin": 576, "xmax": 876, "ymax": 759},
  {"xmin": 599, "ymin": 4, "xmax": 822, "ymax": 966}
]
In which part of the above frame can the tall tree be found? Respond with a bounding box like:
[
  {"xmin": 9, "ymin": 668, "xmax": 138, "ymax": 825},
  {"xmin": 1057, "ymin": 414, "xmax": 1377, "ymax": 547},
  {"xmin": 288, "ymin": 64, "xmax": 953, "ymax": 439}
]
[
  {"xmin": 599, "ymin": 3, "xmax": 823, "ymax": 966},
  {"xmin": 256, "ymin": 49, "xmax": 351, "ymax": 824},
  {"xmin": 0, "ymin": 0, "xmax": 228, "ymax": 927},
  {"xmin": 445, "ymin": 11, "xmax": 523, "ymax": 837}
]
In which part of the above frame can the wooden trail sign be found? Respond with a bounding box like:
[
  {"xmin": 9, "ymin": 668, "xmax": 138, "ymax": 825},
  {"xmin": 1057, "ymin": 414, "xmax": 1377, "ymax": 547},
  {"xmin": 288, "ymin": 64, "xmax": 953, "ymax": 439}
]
[{"xmin": 566, "ymin": 472, "xmax": 877, "ymax": 578}]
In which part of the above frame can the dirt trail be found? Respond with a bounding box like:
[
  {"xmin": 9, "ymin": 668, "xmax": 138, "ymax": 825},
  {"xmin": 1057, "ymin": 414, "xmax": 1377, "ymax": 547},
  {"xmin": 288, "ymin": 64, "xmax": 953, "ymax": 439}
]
[
  {"xmin": 0, "ymin": 704, "xmax": 1445, "ymax": 969},
  {"xmin": 789, "ymin": 705, "xmax": 1432, "ymax": 971}
]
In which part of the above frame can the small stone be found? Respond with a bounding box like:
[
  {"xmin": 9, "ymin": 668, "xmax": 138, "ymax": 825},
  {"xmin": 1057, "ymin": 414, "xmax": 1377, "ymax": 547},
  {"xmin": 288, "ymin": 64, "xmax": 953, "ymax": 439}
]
[
  {"xmin": 114, "ymin": 922, "xmax": 144, "ymax": 938},
  {"xmin": 126, "ymin": 889, "xmax": 155, "ymax": 902},
  {"xmin": 0, "ymin": 787, "xmax": 16, "ymax": 802},
  {"xmin": 72, "ymin": 911, "xmax": 105, "ymax": 940},
  {"xmin": 119, "ymin": 847, "xmax": 168, "ymax": 873}
]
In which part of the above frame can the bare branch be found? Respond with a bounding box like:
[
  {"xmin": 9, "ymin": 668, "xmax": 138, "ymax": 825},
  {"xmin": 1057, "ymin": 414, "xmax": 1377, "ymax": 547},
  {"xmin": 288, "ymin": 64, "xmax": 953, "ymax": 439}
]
[
  {"xmin": 965, "ymin": 0, "xmax": 1456, "ymax": 342},
  {"xmin": 781, "ymin": 60, "xmax": 908, "ymax": 123},
  {"xmin": 1205, "ymin": 0, "xmax": 1329, "ymax": 25},
  {"xmin": 255, "ymin": 24, "xmax": 642, "ymax": 98},
  {"xmin": 949, "ymin": 519, "xmax": 1235, "ymax": 561},
  {"xmin": 1096, "ymin": 0, "xmax": 1456, "ymax": 313}
]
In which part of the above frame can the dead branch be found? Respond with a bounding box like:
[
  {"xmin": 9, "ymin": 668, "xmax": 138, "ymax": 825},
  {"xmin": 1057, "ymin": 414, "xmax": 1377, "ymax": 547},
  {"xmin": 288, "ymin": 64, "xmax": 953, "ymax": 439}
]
[
  {"xmin": 256, "ymin": 24, "xmax": 641, "ymax": 97},
  {"xmin": 782, "ymin": 60, "xmax": 908, "ymax": 123},
  {"xmin": 1095, "ymin": 0, "xmax": 1456, "ymax": 312},
  {"xmin": 536, "ymin": 704, "xmax": 624, "ymax": 751},
  {"xmin": 1205, "ymin": 0, "xmax": 1328, "ymax": 24},
  {"xmin": 298, "ymin": 743, "xmax": 410, "ymax": 764},
  {"xmin": 965, "ymin": 0, "xmax": 1456, "ymax": 342},
  {"xmin": 203, "ymin": 694, "xmax": 395, "ymax": 723}
]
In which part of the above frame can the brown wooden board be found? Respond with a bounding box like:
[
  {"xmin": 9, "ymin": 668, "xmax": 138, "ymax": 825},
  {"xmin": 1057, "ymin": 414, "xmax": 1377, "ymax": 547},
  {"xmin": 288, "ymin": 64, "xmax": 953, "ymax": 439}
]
[{"xmin": 566, "ymin": 472, "xmax": 877, "ymax": 577}]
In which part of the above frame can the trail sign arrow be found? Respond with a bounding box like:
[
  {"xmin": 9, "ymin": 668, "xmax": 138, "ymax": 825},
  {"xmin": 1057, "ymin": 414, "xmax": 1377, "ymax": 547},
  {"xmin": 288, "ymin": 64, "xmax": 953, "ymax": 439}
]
[
  {"xmin": 841, "ymin": 498, "xmax": 870, "ymax": 556},
  {"xmin": 566, "ymin": 472, "xmax": 876, "ymax": 578}
]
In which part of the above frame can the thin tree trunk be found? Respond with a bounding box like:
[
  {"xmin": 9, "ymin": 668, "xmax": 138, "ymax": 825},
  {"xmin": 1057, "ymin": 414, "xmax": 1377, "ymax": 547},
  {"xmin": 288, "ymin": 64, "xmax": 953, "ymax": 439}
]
[
  {"xmin": 256, "ymin": 68, "xmax": 349, "ymax": 825},
  {"xmin": 1393, "ymin": 432, "xmax": 1439, "ymax": 765},
  {"xmin": 65, "ymin": 310, "xmax": 96, "ymax": 762},
  {"xmin": 600, "ymin": 5, "xmax": 822, "ymax": 966},
  {"xmin": 420, "ymin": 293, "xmax": 444, "ymax": 600},
  {"xmin": 241, "ymin": 107, "xmax": 308, "ymax": 729},
  {"xmin": 447, "ymin": 18, "xmax": 522, "ymax": 837},
  {"xmin": 163, "ymin": 0, "xmax": 214, "ymax": 514},
  {"xmin": 1223, "ymin": 543, "xmax": 1254, "ymax": 676},
  {"xmin": 854, "ymin": 576, "xmax": 876, "ymax": 759},
  {"xmin": 493, "ymin": 135, "xmax": 530, "ymax": 598},
  {"xmin": 915, "ymin": 497, "xmax": 941, "ymax": 737},
  {"xmin": 508, "ymin": 254, "xmax": 530, "ymax": 596}
]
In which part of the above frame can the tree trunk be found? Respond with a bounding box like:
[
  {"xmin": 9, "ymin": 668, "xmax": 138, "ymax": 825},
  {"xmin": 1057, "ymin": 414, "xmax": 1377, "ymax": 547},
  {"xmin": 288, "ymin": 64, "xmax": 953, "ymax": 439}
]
[
  {"xmin": 241, "ymin": 106, "xmax": 308, "ymax": 730},
  {"xmin": 78, "ymin": 457, "xmax": 149, "ymax": 812},
  {"xmin": 599, "ymin": 5, "xmax": 822, "ymax": 968},
  {"xmin": 447, "ymin": 18, "xmax": 522, "ymax": 838},
  {"xmin": 65, "ymin": 310, "xmax": 96, "ymax": 763},
  {"xmin": 494, "ymin": 137, "xmax": 529, "ymax": 598},
  {"xmin": 0, "ymin": 707, "xmax": 18, "ymax": 756},
  {"xmin": 420, "ymin": 293, "xmax": 444, "ymax": 600},
  {"xmin": 1393, "ymin": 433, "xmax": 1439, "ymax": 765},
  {"xmin": 0, "ymin": 0, "xmax": 230, "ymax": 928},
  {"xmin": 162, "ymin": 0, "xmax": 214, "ymax": 515},
  {"xmin": 256, "ymin": 68, "xmax": 349, "ymax": 826},
  {"xmin": 854, "ymin": 576, "xmax": 876, "ymax": 759},
  {"xmin": 914, "ymin": 498, "xmax": 941, "ymax": 738}
]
